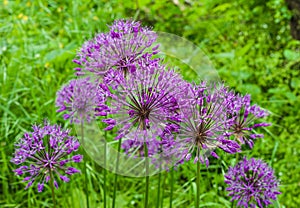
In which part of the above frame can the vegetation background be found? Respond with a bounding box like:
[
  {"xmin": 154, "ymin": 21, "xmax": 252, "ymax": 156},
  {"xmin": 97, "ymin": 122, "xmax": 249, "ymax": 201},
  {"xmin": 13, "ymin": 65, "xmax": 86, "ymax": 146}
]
[{"xmin": 0, "ymin": 0, "xmax": 299, "ymax": 207}]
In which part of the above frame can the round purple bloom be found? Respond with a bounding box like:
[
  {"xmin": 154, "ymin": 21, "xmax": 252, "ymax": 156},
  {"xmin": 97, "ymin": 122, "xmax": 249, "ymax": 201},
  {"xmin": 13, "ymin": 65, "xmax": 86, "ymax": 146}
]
[
  {"xmin": 226, "ymin": 93, "xmax": 271, "ymax": 149},
  {"xmin": 224, "ymin": 157, "xmax": 281, "ymax": 208},
  {"xmin": 175, "ymin": 83, "xmax": 241, "ymax": 167},
  {"xmin": 99, "ymin": 59, "xmax": 189, "ymax": 163},
  {"xmin": 11, "ymin": 120, "xmax": 82, "ymax": 192},
  {"xmin": 73, "ymin": 19, "xmax": 158, "ymax": 76},
  {"xmin": 102, "ymin": 59, "xmax": 189, "ymax": 141},
  {"xmin": 56, "ymin": 77, "xmax": 107, "ymax": 123}
]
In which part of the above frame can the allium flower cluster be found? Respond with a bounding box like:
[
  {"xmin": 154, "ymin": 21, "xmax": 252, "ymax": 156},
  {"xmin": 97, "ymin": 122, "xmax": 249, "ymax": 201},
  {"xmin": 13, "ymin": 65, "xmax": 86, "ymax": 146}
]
[
  {"xmin": 56, "ymin": 77, "xmax": 107, "ymax": 123},
  {"xmin": 226, "ymin": 93, "xmax": 271, "ymax": 149},
  {"xmin": 175, "ymin": 83, "xmax": 241, "ymax": 167},
  {"xmin": 101, "ymin": 58, "xmax": 189, "ymax": 142},
  {"xmin": 58, "ymin": 18, "xmax": 271, "ymax": 171},
  {"xmin": 73, "ymin": 19, "xmax": 158, "ymax": 76},
  {"xmin": 224, "ymin": 157, "xmax": 281, "ymax": 208},
  {"xmin": 11, "ymin": 121, "xmax": 82, "ymax": 192}
]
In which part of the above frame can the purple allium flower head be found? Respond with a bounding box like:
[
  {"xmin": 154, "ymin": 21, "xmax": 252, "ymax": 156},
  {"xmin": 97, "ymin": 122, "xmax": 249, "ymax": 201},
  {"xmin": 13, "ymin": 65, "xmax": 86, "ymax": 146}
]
[
  {"xmin": 226, "ymin": 93, "xmax": 271, "ymax": 149},
  {"xmin": 73, "ymin": 19, "xmax": 158, "ymax": 76},
  {"xmin": 101, "ymin": 59, "xmax": 189, "ymax": 141},
  {"xmin": 224, "ymin": 157, "xmax": 281, "ymax": 208},
  {"xmin": 56, "ymin": 77, "xmax": 107, "ymax": 123},
  {"xmin": 176, "ymin": 83, "xmax": 241, "ymax": 167},
  {"xmin": 11, "ymin": 120, "xmax": 82, "ymax": 192}
]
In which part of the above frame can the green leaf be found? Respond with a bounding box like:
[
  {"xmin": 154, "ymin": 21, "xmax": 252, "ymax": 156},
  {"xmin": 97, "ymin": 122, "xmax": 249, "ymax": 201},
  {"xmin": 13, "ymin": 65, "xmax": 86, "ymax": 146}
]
[
  {"xmin": 235, "ymin": 39, "xmax": 255, "ymax": 57},
  {"xmin": 283, "ymin": 49, "xmax": 300, "ymax": 61},
  {"xmin": 213, "ymin": 3, "xmax": 232, "ymax": 12}
]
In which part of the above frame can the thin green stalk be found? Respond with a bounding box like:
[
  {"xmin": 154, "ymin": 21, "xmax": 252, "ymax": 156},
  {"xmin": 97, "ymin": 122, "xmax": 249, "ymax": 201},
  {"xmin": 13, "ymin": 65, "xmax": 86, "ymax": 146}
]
[
  {"xmin": 50, "ymin": 171, "xmax": 56, "ymax": 208},
  {"xmin": 156, "ymin": 140, "xmax": 163, "ymax": 208},
  {"xmin": 170, "ymin": 167, "xmax": 174, "ymax": 208},
  {"xmin": 27, "ymin": 188, "xmax": 30, "ymax": 207},
  {"xmin": 81, "ymin": 122, "xmax": 90, "ymax": 208},
  {"xmin": 161, "ymin": 172, "xmax": 167, "ymax": 208},
  {"xmin": 156, "ymin": 171, "xmax": 161, "ymax": 208},
  {"xmin": 196, "ymin": 161, "xmax": 200, "ymax": 208},
  {"xmin": 236, "ymin": 152, "xmax": 239, "ymax": 162},
  {"xmin": 103, "ymin": 131, "xmax": 107, "ymax": 208},
  {"xmin": 144, "ymin": 143, "xmax": 149, "ymax": 208},
  {"xmin": 112, "ymin": 138, "xmax": 122, "ymax": 208}
]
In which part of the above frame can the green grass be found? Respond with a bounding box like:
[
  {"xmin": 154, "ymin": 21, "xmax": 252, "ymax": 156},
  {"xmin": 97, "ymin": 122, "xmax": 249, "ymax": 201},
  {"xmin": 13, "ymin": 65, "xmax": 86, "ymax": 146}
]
[{"xmin": 1, "ymin": 0, "xmax": 300, "ymax": 207}]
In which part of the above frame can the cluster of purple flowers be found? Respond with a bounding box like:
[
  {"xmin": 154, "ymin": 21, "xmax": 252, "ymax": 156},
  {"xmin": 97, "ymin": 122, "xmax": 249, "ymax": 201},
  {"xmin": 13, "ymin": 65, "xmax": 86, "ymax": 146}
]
[
  {"xmin": 11, "ymin": 19, "xmax": 280, "ymax": 206},
  {"xmin": 11, "ymin": 120, "xmax": 82, "ymax": 192},
  {"xmin": 69, "ymin": 19, "xmax": 273, "ymax": 168},
  {"xmin": 73, "ymin": 20, "xmax": 270, "ymax": 165}
]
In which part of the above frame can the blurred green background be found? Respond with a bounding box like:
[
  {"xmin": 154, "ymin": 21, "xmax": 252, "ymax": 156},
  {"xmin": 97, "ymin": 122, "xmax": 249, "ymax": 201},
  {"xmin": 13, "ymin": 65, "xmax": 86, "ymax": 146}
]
[{"xmin": 0, "ymin": 0, "xmax": 299, "ymax": 207}]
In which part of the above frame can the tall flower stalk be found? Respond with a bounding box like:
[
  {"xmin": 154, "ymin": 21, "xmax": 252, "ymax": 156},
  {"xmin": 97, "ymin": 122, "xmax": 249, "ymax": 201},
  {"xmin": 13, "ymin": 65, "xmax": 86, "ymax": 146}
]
[
  {"xmin": 103, "ymin": 131, "xmax": 107, "ymax": 208},
  {"xmin": 81, "ymin": 121, "xmax": 89, "ymax": 208},
  {"xmin": 156, "ymin": 168, "xmax": 161, "ymax": 208},
  {"xmin": 195, "ymin": 160, "xmax": 200, "ymax": 208},
  {"xmin": 56, "ymin": 77, "xmax": 106, "ymax": 208},
  {"xmin": 144, "ymin": 141, "xmax": 149, "ymax": 208},
  {"xmin": 112, "ymin": 138, "xmax": 122, "ymax": 208},
  {"xmin": 169, "ymin": 167, "xmax": 174, "ymax": 208},
  {"xmin": 101, "ymin": 57, "xmax": 188, "ymax": 208},
  {"xmin": 172, "ymin": 83, "xmax": 242, "ymax": 207},
  {"xmin": 50, "ymin": 171, "xmax": 57, "ymax": 208},
  {"xmin": 73, "ymin": 19, "xmax": 161, "ymax": 207}
]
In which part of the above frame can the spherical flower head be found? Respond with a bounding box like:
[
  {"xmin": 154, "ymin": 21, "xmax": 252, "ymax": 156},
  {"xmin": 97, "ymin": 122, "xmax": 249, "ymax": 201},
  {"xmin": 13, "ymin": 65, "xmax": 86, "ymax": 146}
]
[
  {"xmin": 73, "ymin": 19, "xmax": 159, "ymax": 76},
  {"xmin": 101, "ymin": 59, "xmax": 189, "ymax": 141},
  {"xmin": 11, "ymin": 120, "xmax": 82, "ymax": 192},
  {"xmin": 56, "ymin": 77, "xmax": 107, "ymax": 123},
  {"xmin": 224, "ymin": 157, "xmax": 281, "ymax": 208},
  {"xmin": 226, "ymin": 93, "xmax": 271, "ymax": 149},
  {"xmin": 175, "ymin": 82, "xmax": 241, "ymax": 167}
]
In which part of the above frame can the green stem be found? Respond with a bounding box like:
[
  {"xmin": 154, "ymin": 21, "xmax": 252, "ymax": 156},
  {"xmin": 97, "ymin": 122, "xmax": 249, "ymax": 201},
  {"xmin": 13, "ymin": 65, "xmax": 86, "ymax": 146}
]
[
  {"xmin": 170, "ymin": 167, "xmax": 174, "ymax": 208},
  {"xmin": 156, "ymin": 140, "xmax": 163, "ymax": 208},
  {"xmin": 112, "ymin": 138, "xmax": 122, "ymax": 208},
  {"xmin": 81, "ymin": 122, "xmax": 89, "ymax": 208},
  {"xmin": 50, "ymin": 171, "xmax": 56, "ymax": 208},
  {"xmin": 236, "ymin": 152, "xmax": 239, "ymax": 162},
  {"xmin": 161, "ymin": 172, "xmax": 167, "ymax": 208},
  {"xmin": 196, "ymin": 161, "xmax": 200, "ymax": 208},
  {"xmin": 103, "ymin": 132, "xmax": 107, "ymax": 208},
  {"xmin": 144, "ymin": 143, "xmax": 149, "ymax": 208},
  {"xmin": 156, "ymin": 171, "xmax": 161, "ymax": 208}
]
